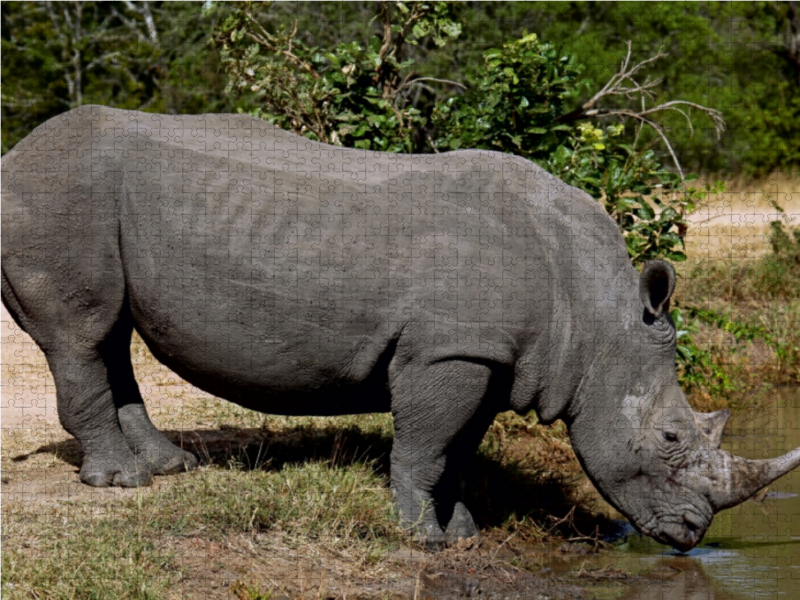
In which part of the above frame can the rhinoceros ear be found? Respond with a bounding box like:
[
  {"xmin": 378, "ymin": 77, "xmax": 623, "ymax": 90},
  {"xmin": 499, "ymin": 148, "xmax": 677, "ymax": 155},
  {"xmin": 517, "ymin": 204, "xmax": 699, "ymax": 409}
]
[{"xmin": 639, "ymin": 260, "xmax": 676, "ymax": 319}]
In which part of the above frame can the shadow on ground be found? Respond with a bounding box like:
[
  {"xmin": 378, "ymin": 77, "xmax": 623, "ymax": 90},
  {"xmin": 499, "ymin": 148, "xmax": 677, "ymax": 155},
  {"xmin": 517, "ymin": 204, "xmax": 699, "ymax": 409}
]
[{"xmin": 17, "ymin": 423, "xmax": 615, "ymax": 540}]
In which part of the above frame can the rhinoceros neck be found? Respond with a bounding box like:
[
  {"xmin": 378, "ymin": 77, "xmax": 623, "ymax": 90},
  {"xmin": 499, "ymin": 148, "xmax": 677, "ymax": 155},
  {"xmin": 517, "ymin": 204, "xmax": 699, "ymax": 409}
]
[{"xmin": 511, "ymin": 178, "xmax": 642, "ymax": 424}]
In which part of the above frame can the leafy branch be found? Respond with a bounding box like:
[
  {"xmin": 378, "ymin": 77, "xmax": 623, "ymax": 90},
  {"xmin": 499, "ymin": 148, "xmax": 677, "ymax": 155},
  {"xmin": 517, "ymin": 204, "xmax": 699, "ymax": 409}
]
[{"xmin": 215, "ymin": 1, "xmax": 461, "ymax": 151}]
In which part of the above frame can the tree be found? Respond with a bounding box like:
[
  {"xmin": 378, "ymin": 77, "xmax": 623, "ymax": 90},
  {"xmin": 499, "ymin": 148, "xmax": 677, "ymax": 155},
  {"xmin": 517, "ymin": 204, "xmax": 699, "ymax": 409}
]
[
  {"xmin": 214, "ymin": 0, "xmax": 462, "ymax": 152},
  {"xmin": 1, "ymin": 1, "xmax": 158, "ymax": 150},
  {"xmin": 1, "ymin": 1, "xmax": 233, "ymax": 154}
]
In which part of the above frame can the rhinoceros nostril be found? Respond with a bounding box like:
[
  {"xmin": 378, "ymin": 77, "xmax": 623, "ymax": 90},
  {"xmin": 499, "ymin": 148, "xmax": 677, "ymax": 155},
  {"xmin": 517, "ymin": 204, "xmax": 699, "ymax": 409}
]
[{"xmin": 681, "ymin": 517, "xmax": 703, "ymax": 549}]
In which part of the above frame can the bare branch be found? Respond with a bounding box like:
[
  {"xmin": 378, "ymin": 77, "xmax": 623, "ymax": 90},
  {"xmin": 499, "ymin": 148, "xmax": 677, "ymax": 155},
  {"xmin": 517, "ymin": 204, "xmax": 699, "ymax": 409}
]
[
  {"xmin": 426, "ymin": 134, "xmax": 440, "ymax": 153},
  {"xmin": 377, "ymin": 1, "xmax": 393, "ymax": 63},
  {"xmin": 389, "ymin": 2, "xmax": 426, "ymax": 61},
  {"xmin": 602, "ymin": 109, "xmax": 686, "ymax": 179},
  {"xmin": 555, "ymin": 41, "xmax": 727, "ymax": 180},
  {"xmin": 120, "ymin": 1, "xmax": 158, "ymax": 44},
  {"xmin": 241, "ymin": 11, "xmax": 319, "ymax": 79},
  {"xmin": 111, "ymin": 7, "xmax": 151, "ymax": 45},
  {"xmin": 581, "ymin": 41, "xmax": 668, "ymax": 110}
]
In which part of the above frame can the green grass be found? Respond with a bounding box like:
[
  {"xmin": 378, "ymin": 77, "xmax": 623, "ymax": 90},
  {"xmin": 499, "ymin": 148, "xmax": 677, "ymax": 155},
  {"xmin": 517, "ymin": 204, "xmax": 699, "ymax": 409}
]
[
  {"xmin": 1, "ymin": 406, "xmax": 604, "ymax": 599},
  {"xmin": 142, "ymin": 462, "xmax": 402, "ymax": 548},
  {"xmin": 2, "ymin": 465, "xmax": 401, "ymax": 599},
  {"xmin": 1, "ymin": 414, "xmax": 406, "ymax": 599}
]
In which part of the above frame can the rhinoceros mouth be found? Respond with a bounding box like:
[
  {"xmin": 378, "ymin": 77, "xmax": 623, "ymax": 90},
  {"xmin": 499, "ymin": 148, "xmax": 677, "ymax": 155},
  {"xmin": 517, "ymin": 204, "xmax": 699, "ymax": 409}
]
[
  {"xmin": 626, "ymin": 492, "xmax": 711, "ymax": 552},
  {"xmin": 653, "ymin": 515, "xmax": 706, "ymax": 552}
]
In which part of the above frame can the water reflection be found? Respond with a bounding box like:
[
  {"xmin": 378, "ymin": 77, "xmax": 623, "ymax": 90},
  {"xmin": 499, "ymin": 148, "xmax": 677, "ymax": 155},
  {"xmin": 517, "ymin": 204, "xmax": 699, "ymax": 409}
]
[{"xmin": 619, "ymin": 556, "xmax": 738, "ymax": 600}]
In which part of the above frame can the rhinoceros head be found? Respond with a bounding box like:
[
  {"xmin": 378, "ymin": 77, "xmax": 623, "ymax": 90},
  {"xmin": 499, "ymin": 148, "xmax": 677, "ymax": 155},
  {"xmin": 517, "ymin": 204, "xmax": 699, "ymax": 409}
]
[{"xmin": 567, "ymin": 261, "xmax": 800, "ymax": 552}]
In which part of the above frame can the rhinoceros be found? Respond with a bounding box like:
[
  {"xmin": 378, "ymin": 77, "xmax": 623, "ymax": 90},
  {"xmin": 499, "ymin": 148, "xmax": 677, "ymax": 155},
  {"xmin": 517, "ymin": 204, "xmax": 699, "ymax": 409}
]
[{"xmin": 3, "ymin": 106, "xmax": 798, "ymax": 551}]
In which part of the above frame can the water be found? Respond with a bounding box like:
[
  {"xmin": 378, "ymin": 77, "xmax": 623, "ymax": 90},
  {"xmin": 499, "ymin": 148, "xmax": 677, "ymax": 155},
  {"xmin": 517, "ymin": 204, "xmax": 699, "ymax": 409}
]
[{"xmin": 606, "ymin": 387, "xmax": 800, "ymax": 599}]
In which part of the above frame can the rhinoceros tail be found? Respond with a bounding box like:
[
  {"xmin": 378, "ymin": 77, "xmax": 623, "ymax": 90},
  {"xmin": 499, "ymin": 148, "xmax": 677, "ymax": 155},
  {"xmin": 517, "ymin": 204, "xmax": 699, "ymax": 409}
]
[{"xmin": 1, "ymin": 266, "xmax": 30, "ymax": 334}]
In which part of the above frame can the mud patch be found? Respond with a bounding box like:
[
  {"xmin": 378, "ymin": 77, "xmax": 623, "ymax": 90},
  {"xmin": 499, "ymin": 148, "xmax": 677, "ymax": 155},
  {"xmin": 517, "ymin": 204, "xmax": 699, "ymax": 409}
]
[{"xmin": 166, "ymin": 533, "xmax": 590, "ymax": 600}]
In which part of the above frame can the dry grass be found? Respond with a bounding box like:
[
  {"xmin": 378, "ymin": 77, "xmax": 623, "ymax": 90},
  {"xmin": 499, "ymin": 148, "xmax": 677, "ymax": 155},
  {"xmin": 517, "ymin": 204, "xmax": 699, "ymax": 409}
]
[{"xmin": 684, "ymin": 169, "xmax": 800, "ymax": 260}]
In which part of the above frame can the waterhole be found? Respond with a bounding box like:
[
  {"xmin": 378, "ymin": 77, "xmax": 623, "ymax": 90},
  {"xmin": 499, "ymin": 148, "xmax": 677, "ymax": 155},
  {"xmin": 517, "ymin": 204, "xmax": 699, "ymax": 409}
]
[{"xmin": 538, "ymin": 387, "xmax": 800, "ymax": 599}]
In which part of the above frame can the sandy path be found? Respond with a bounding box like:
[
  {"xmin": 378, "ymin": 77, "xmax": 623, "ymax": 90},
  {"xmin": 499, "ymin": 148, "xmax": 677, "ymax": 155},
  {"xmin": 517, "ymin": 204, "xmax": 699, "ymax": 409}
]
[
  {"xmin": 684, "ymin": 173, "xmax": 799, "ymax": 259},
  {"xmin": 1, "ymin": 304, "xmax": 58, "ymax": 429}
]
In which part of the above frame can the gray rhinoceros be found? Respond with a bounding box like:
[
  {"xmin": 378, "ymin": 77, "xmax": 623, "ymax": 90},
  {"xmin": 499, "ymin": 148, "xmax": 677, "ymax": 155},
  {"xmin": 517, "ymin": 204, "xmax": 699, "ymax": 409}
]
[{"xmin": 3, "ymin": 106, "xmax": 798, "ymax": 551}]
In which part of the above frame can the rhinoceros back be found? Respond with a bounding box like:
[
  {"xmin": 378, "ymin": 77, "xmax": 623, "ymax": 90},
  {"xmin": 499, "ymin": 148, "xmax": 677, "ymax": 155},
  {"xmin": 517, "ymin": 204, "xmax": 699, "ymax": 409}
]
[{"xmin": 2, "ymin": 105, "xmax": 635, "ymax": 415}]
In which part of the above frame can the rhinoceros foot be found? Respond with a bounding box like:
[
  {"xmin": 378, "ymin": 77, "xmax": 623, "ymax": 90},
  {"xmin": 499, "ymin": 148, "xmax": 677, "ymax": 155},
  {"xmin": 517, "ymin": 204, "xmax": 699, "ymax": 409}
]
[
  {"xmin": 116, "ymin": 399, "xmax": 200, "ymax": 476},
  {"xmin": 79, "ymin": 454, "xmax": 153, "ymax": 488},
  {"xmin": 445, "ymin": 501, "xmax": 481, "ymax": 540},
  {"xmin": 137, "ymin": 445, "xmax": 199, "ymax": 475},
  {"xmin": 413, "ymin": 508, "xmax": 481, "ymax": 549}
]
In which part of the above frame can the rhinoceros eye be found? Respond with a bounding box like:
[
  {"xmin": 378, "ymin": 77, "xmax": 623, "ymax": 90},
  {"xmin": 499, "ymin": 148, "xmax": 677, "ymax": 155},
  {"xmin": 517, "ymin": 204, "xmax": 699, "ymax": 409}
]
[{"xmin": 663, "ymin": 430, "xmax": 679, "ymax": 443}]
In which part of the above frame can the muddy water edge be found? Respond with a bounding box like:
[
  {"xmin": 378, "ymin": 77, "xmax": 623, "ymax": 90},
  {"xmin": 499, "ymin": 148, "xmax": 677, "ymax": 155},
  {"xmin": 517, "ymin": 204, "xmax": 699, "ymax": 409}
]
[{"xmin": 531, "ymin": 386, "xmax": 800, "ymax": 599}]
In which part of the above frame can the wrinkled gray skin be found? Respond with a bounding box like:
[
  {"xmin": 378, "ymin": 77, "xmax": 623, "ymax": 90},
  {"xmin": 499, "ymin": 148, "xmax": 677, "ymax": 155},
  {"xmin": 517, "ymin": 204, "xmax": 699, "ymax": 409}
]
[{"xmin": 3, "ymin": 107, "xmax": 799, "ymax": 551}]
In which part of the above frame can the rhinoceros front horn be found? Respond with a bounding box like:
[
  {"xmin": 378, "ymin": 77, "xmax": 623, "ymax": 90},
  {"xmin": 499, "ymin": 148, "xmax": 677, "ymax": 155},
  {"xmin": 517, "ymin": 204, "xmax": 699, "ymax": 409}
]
[{"xmin": 707, "ymin": 446, "xmax": 800, "ymax": 512}]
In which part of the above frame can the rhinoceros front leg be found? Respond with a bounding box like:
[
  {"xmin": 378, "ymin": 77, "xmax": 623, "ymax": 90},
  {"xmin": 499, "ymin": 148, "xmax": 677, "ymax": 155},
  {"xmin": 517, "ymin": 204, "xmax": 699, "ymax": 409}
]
[{"xmin": 389, "ymin": 358, "xmax": 497, "ymax": 543}]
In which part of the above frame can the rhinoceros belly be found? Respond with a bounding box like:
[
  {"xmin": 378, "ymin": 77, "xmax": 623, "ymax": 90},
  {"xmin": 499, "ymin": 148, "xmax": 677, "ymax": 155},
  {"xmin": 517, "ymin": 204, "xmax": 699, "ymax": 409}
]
[{"xmin": 118, "ymin": 160, "xmax": 401, "ymax": 415}]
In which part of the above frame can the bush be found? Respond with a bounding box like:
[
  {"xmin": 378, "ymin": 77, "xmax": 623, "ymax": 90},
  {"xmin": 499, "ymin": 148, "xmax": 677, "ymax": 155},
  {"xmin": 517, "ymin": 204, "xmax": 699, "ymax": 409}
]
[{"xmin": 758, "ymin": 220, "xmax": 800, "ymax": 299}]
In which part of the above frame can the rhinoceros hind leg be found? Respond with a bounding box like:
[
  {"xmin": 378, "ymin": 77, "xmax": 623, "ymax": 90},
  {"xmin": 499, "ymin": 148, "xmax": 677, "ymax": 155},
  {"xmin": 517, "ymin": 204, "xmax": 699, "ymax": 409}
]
[
  {"xmin": 389, "ymin": 358, "xmax": 497, "ymax": 544},
  {"xmin": 43, "ymin": 346, "xmax": 155, "ymax": 488},
  {"xmin": 3, "ymin": 199, "xmax": 164, "ymax": 487},
  {"xmin": 105, "ymin": 312, "xmax": 199, "ymax": 475},
  {"xmin": 117, "ymin": 403, "xmax": 199, "ymax": 475}
]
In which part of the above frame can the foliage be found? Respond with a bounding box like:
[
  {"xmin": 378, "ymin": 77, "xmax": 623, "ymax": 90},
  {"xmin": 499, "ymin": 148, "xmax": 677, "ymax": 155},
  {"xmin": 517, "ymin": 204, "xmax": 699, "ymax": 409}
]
[
  {"xmin": 431, "ymin": 32, "xmax": 720, "ymax": 265},
  {"xmin": 431, "ymin": 33, "xmax": 581, "ymax": 157},
  {"xmin": 3, "ymin": 2, "xmax": 799, "ymax": 175},
  {"xmin": 452, "ymin": 2, "xmax": 800, "ymax": 176},
  {"xmin": 1, "ymin": 2, "xmax": 155, "ymax": 152},
  {"xmin": 672, "ymin": 305, "xmax": 777, "ymax": 398},
  {"xmin": 758, "ymin": 219, "xmax": 800, "ymax": 299},
  {"xmin": 215, "ymin": 1, "xmax": 461, "ymax": 152},
  {"xmin": 677, "ymin": 218, "xmax": 800, "ymax": 398},
  {"xmin": 671, "ymin": 307, "xmax": 733, "ymax": 397}
]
